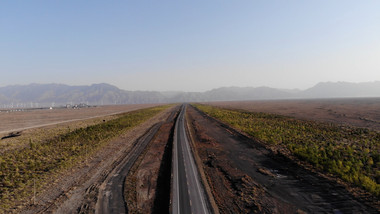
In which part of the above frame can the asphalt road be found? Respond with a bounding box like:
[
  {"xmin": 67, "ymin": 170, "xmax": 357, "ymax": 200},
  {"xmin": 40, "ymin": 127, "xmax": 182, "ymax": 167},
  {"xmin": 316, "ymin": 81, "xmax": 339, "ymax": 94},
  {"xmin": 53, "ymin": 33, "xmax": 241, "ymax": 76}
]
[
  {"xmin": 96, "ymin": 123, "xmax": 162, "ymax": 214},
  {"xmin": 172, "ymin": 104, "xmax": 210, "ymax": 214}
]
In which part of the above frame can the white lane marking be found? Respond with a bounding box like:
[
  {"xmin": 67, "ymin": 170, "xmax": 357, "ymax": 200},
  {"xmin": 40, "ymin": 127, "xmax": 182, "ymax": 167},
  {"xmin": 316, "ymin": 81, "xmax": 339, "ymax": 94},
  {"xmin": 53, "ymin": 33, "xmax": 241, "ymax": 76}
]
[
  {"xmin": 181, "ymin": 106, "xmax": 208, "ymax": 214},
  {"xmin": 174, "ymin": 113, "xmax": 180, "ymax": 214}
]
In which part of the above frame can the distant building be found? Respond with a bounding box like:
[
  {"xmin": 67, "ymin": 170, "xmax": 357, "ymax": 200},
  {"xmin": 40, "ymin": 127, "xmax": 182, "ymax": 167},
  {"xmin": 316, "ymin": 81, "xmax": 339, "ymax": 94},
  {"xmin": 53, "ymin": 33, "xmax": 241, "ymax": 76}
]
[{"xmin": 66, "ymin": 103, "xmax": 90, "ymax": 109}]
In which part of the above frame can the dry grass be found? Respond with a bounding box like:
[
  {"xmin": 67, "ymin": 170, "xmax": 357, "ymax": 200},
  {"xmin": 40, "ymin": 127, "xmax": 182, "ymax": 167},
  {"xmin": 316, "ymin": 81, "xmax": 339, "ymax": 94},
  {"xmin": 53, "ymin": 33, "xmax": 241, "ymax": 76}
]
[
  {"xmin": 207, "ymin": 98, "xmax": 380, "ymax": 131},
  {"xmin": 0, "ymin": 105, "xmax": 169, "ymax": 212},
  {"xmin": 0, "ymin": 104, "xmax": 160, "ymax": 153}
]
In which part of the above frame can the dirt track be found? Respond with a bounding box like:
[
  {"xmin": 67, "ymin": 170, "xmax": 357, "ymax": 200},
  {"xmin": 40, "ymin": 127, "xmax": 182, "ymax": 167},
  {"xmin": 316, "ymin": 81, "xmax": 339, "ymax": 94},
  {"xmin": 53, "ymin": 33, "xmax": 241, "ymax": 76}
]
[
  {"xmin": 187, "ymin": 105, "xmax": 378, "ymax": 213},
  {"xmin": 7, "ymin": 101, "xmax": 379, "ymax": 213},
  {"xmin": 124, "ymin": 106, "xmax": 179, "ymax": 213},
  {"xmin": 17, "ymin": 106, "xmax": 174, "ymax": 214},
  {"xmin": 0, "ymin": 104, "xmax": 159, "ymax": 134}
]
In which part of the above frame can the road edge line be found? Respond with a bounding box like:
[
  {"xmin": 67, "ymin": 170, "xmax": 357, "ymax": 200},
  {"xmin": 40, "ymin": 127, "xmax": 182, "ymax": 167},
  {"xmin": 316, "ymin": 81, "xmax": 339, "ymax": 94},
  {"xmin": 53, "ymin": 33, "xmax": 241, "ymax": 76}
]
[{"xmin": 185, "ymin": 105, "xmax": 220, "ymax": 214}]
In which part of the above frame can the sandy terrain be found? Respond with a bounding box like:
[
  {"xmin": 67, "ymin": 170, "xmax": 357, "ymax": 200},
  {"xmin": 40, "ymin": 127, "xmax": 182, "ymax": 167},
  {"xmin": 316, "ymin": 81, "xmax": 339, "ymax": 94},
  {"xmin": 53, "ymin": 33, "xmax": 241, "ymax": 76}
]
[
  {"xmin": 0, "ymin": 104, "xmax": 159, "ymax": 134},
  {"xmin": 207, "ymin": 98, "xmax": 380, "ymax": 131},
  {"xmin": 187, "ymin": 105, "xmax": 378, "ymax": 213},
  {"xmin": 5, "ymin": 105, "xmax": 173, "ymax": 213},
  {"xmin": 4, "ymin": 99, "xmax": 378, "ymax": 213},
  {"xmin": 0, "ymin": 104, "xmax": 160, "ymax": 153}
]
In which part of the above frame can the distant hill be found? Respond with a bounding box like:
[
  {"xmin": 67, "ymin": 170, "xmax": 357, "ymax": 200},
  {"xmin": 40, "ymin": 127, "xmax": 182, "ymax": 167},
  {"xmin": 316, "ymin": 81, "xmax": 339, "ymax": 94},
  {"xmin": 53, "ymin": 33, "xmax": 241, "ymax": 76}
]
[
  {"xmin": 301, "ymin": 81, "xmax": 380, "ymax": 98},
  {"xmin": 0, "ymin": 83, "xmax": 166, "ymax": 107},
  {"xmin": 204, "ymin": 86, "xmax": 294, "ymax": 101},
  {"xmin": 0, "ymin": 81, "xmax": 379, "ymax": 107}
]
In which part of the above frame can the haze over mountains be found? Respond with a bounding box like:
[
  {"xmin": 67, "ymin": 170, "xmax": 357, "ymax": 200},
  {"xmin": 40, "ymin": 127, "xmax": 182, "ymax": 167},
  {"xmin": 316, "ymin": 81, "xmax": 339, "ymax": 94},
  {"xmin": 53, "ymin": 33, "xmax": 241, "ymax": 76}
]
[{"xmin": 0, "ymin": 81, "xmax": 379, "ymax": 107}]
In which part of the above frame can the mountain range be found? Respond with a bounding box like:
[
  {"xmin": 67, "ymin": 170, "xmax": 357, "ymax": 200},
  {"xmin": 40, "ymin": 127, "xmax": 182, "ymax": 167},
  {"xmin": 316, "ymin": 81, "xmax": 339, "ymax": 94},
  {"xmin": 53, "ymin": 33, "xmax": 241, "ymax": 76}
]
[{"xmin": 0, "ymin": 81, "xmax": 379, "ymax": 107}]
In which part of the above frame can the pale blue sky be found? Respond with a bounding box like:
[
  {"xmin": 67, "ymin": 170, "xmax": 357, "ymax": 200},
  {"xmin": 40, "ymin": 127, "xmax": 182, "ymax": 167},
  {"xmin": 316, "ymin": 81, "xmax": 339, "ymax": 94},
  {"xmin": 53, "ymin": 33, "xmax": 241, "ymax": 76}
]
[{"xmin": 1, "ymin": 1, "xmax": 379, "ymax": 91}]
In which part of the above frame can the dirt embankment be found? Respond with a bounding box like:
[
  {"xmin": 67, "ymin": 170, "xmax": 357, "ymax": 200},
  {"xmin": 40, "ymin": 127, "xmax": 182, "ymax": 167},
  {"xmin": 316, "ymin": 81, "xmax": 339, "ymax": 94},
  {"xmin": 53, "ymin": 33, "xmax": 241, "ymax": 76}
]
[
  {"xmin": 208, "ymin": 98, "xmax": 380, "ymax": 131},
  {"xmin": 16, "ymin": 106, "xmax": 175, "ymax": 214},
  {"xmin": 187, "ymin": 105, "xmax": 378, "ymax": 213},
  {"xmin": 124, "ymin": 106, "xmax": 179, "ymax": 213}
]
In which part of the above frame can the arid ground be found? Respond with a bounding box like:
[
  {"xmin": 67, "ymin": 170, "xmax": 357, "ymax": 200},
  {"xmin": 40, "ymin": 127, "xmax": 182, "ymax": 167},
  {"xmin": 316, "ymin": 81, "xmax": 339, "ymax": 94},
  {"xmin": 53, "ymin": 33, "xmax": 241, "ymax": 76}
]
[
  {"xmin": 187, "ymin": 104, "xmax": 379, "ymax": 213},
  {"xmin": 0, "ymin": 104, "xmax": 159, "ymax": 134},
  {"xmin": 207, "ymin": 98, "xmax": 380, "ymax": 131},
  {"xmin": 1, "ymin": 99, "xmax": 379, "ymax": 213},
  {"xmin": 0, "ymin": 104, "xmax": 171, "ymax": 213},
  {"xmin": 0, "ymin": 104, "xmax": 159, "ymax": 153}
]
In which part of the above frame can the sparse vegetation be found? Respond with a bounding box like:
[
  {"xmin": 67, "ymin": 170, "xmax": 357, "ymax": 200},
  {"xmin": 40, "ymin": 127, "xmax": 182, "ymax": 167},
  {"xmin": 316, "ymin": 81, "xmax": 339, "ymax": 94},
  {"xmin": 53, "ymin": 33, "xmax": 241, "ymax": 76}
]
[
  {"xmin": 0, "ymin": 105, "xmax": 169, "ymax": 210},
  {"xmin": 193, "ymin": 104, "xmax": 380, "ymax": 197}
]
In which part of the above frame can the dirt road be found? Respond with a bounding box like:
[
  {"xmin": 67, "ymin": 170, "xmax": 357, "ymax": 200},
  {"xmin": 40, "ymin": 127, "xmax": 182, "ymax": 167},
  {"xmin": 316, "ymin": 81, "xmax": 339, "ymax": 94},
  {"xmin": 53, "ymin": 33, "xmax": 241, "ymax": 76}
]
[
  {"xmin": 0, "ymin": 104, "xmax": 159, "ymax": 134},
  {"xmin": 18, "ymin": 106, "xmax": 175, "ymax": 214},
  {"xmin": 187, "ymin": 105, "xmax": 378, "ymax": 213},
  {"xmin": 96, "ymin": 123, "xmax": 162, "ymax": 213}
]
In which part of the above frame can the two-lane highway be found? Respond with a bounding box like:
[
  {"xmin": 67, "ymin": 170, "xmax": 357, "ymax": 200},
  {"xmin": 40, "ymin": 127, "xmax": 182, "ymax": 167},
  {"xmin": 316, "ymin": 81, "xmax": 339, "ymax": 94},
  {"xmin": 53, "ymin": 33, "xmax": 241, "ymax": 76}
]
[{"xmin": 172, "ymin": 104, "xmax": 210, "ymax": 214}]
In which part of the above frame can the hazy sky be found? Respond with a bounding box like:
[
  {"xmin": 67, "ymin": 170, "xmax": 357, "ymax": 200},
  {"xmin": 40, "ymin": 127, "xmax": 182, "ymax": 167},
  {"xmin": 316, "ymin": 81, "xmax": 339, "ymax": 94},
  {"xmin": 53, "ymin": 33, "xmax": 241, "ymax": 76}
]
[{"xmin": 1, "ymin": 1, "xmax": 379, "ymax": 92}]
